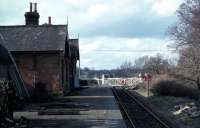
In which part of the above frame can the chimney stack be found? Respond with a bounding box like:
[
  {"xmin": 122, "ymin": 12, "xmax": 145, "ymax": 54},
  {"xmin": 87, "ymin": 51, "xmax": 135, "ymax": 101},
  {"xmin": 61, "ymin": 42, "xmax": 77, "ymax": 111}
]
[
  {"xmin": 48, "ymin": 16, "xmax": 52, "ymax": 25},
  {"xmin": 25, "ymin": 2, "xmax": 40, "ymax": 26}
]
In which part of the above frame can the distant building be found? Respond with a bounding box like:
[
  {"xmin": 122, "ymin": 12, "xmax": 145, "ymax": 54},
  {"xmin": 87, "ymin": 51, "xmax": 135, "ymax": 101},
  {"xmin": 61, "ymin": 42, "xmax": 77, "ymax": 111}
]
[{"xmin": 0, "ymin": 3, "xmax": 79, "ymax": 96}]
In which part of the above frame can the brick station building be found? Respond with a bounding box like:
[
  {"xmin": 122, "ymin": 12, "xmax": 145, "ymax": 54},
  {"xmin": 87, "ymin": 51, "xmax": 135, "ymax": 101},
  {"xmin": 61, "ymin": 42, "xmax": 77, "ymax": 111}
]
[{"xmin": 0, "ymin": 3, "xmax": 80, "ymax": 96}]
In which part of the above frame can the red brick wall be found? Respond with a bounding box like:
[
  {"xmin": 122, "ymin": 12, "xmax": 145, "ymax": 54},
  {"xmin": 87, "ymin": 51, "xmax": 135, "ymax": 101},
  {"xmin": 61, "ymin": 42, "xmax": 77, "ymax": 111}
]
[
  {"xmin": 37, "ymin": 54, "xmax": 61, "ymax": 92},
  {"xmin": 14, "ymin": 54, "xmax": 35, "ymax": 93},
  {"xmin": 13, "ymin": 53, "xmax": 68, "ymax": 95}
]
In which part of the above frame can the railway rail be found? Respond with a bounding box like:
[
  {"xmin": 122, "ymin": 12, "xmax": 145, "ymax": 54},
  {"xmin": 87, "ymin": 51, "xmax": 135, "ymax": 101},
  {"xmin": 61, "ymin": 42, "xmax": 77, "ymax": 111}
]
[{"xmin": 112, "ymin": 86, "xmax": 172, "ymax": 128}]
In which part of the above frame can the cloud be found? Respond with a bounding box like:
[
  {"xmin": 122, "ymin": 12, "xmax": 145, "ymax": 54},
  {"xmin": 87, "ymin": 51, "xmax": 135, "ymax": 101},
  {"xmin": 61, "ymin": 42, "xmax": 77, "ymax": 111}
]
[
  {"xmin": 69, "ymin": 0, "xmax": 182, "ymax": 38},
  {"xmin": 79, "ymin": 14, "xmax": 178, "ymax": 38},
  {"xmin": 0, "ymin": 0, "xmax": 182, "ymax": 69},
  {"xmin": 80, "ymin": 37, "xmax": 178, "ymax": 69},
  {"xmin": 0, "ymin": 0, "xmax": 183, "ymax": 38},
  {"xmin": 0, "ymin": 0, "xmax": 27, "ymax": 25},
  {"xmin": 151, "ymin": 0, "xmax": 183, "ymax": 16}
]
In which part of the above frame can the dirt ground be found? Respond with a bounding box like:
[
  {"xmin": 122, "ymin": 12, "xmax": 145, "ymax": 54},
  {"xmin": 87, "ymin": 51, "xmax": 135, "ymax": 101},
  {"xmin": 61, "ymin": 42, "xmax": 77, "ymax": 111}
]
[{"xmin": 134, "ymin": 88, "xmax": 200, "ymax": 128}]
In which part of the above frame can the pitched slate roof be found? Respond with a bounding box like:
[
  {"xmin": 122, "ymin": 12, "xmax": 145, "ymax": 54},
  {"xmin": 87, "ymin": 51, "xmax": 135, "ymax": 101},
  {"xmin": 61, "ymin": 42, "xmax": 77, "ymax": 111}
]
[
  {"xmin": 69, "ymin": 39, "xmax": 79, "ymax": 60},
  {"xmin": 0, "ymin": 25, "xmax": 68, "ymax": 52}
]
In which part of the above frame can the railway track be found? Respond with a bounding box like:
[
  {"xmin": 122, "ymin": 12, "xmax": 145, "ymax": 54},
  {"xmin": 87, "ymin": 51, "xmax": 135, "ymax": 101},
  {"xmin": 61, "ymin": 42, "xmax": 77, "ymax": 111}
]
[{"xmin": 112, "ymin": 86, "xmax": 171, "ymax": 128}]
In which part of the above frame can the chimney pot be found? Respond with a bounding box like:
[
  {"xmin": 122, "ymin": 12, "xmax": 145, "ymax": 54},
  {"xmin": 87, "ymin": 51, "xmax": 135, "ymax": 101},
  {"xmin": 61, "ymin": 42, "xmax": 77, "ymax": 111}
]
[
  {"xmin": 34, "ymin": 3, "xmax": 37, "ymax": 12},
  {"xmin": 48, "ymin": 16, "xmax": 51, "ymax": 25},
  {"xmin": 30, "ymin": 2, "xmax": 32, "ymax": 12}
]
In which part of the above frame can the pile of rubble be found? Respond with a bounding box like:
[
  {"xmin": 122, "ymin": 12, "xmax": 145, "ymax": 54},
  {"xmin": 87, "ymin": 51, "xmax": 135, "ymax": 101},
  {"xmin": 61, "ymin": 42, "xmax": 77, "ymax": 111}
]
[{"xmin": 173, "ymin": 102, "xmax": 200, "ymax": 118}]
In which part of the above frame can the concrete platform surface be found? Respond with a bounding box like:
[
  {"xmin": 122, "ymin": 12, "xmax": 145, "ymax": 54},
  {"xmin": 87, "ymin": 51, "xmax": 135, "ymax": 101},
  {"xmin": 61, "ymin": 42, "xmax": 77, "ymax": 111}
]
[{"xmin": 14, "ymin": 86, "xmax": 126, "ymax": 128}]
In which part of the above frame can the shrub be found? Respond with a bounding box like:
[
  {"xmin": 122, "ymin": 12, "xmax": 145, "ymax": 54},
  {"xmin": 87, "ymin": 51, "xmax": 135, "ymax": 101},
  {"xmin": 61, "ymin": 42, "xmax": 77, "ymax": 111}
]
[
  {"xmin": 151, "ymin": 78, "xmax": 199, "ymax": 100},
  {"xmin": 51, "ymin": 91, "xmax": 63, "ymax": 97}
]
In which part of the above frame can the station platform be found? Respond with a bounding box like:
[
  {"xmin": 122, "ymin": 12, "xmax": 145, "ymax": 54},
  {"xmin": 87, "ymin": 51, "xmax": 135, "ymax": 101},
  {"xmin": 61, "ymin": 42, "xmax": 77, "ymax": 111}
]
[{"xmin": 14, "ymin": 86, "xmax": 126, "ymax": 128}]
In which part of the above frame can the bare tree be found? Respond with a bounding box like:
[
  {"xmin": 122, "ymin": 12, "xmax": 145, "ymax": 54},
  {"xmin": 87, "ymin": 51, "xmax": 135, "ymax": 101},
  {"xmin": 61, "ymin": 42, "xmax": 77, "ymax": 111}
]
[
  {"xmin": 120, "ymin": 61, "xmax": 132, "ymax": 70},
  {"xmin": 119, "ymin": 61, "xmax": 134, "ymax": 77},
  {"xmin": 169, "ymin": 0, "xmax": 200, "ymax": 89},
  {"xmin": 176, "ymin": 47, "xmax": 200, "ymax": 89},
  {"xmin": 134, "ymin": 56, "xmax": 149, "ymax": 69},
  {"xmin": 169, "ymin": 0, "xmax": 200, "ymax": 48},
  {"xmin": 143, "ymin": 54, "xmax": 170, "ymax": 75}
]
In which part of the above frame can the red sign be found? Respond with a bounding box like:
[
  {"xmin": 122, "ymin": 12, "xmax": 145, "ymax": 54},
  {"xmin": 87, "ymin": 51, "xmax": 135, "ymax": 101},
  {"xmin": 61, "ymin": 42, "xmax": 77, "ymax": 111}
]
[
  {"xmin": 121, "ymin": 79, "xmax": 127, "ymax": 85},
  {"xmin": 144, "ymin": 74, "xmax": 152, "ymax": 81}
]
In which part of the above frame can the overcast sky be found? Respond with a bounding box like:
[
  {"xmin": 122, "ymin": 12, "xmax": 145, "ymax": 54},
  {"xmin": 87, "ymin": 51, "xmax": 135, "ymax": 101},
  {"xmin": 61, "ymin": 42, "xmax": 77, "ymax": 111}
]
[{"xmin": 0, "ymin": 0, "xmax": 183, "ymax": 69}]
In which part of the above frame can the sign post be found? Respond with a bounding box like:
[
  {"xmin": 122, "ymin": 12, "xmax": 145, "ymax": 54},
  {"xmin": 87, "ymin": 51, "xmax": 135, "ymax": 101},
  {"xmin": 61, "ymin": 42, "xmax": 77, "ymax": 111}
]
[
  {"xmin": 147, "ymin": 80, "xmax": 150, "ymax": 97},
  {"xmin": 144, "ymin": 73, "xmax": 152, "ymax": 97}
]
